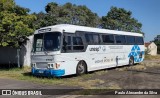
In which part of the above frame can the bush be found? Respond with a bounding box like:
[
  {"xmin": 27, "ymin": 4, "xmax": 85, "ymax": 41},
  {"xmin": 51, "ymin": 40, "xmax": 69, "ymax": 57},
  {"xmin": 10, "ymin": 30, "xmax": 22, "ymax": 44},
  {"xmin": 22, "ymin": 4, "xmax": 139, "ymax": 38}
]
[
  {"xmin": 157, "ymin": 46, "xmax": 160, "ymax": 54},
  {"xmin": 145, "ymin": 48, "xmax": 150, "ymax": 55}
]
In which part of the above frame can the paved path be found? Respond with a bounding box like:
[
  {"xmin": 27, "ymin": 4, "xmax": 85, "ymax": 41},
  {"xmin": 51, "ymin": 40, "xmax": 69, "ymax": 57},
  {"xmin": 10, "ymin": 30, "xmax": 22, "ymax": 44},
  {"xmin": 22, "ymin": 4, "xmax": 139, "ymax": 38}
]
[{"xmin": 0, "ymin": 78, "xmax": 79, "ymax": 98}]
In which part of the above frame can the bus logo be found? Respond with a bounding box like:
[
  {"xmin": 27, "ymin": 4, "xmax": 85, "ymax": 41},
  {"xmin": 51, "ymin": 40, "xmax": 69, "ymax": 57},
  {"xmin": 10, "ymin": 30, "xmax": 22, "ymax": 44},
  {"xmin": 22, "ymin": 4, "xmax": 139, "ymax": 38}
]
[
  {"xmin": 128, "ymin": 45, "xmax": 144, "ymax": 62},
  {"xmin": 89, "ymin": 47, "xmax": 99, "ymax": 52}
]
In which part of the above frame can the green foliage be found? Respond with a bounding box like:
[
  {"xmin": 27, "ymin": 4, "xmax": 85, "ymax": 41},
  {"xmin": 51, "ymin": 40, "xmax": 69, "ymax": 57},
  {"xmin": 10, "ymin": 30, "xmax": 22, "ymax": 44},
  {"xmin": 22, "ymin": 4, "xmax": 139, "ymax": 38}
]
[
  {"xmin": 157, "ymin": 46, "xmax": 160, "ymax": 54},
  {"xmin": 0, "ymin": 0, "xmax": 36, "ymax": 47},
  {"xmin": 34, "ymin": 2, "xmax": 100, "ymax": 29},
  {"xmin": 101, "ymin": 6, "xmax": 143, "ymax": 33},
  {"xmin": 154, "ymin": 35, "xmax": 159, "ymax": 44},
  {"xmin": 155, "ymin": 41, "xmax": 160, "ymax": 46},
  {"xmin": 32, "ymin": 12, "xmax": 47, "ymax": 29},
  {"xmin": 0, "ymin": 0, "xmax": 15, "ymax": 11},
  {"xmin": 0, "ymin": 1, "xmax": 144, "ymax": 47},
  {"xmin": 153, "ymin": 35, "xmax": 160, "ymax": 54}
]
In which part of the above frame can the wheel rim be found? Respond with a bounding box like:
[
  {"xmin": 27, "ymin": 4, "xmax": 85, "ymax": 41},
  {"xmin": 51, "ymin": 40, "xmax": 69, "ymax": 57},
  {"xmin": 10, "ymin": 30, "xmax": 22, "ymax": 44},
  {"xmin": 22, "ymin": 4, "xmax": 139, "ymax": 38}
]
[
  {"xmin": 78, "ymin": 62, "xmax": 85, "ymax": 74},
  {"xmin": 129, "ymin": 58, "xmax": 134, "ymax": 65}
]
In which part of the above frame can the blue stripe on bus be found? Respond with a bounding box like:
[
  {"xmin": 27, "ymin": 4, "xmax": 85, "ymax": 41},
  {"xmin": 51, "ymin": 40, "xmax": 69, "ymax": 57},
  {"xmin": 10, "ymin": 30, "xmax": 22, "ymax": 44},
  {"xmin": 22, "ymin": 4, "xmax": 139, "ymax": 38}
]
[{"xmin": 32, "ymin": 68, "xmax": 65, "ymax": 77}]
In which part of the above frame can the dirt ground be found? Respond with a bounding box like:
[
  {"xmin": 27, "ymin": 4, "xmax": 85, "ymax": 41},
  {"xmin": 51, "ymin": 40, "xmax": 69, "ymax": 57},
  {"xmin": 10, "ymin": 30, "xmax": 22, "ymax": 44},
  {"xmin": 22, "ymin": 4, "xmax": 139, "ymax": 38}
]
[{"xmin": 0, "ymin": 59, "xmax": 160, "ymax": 98}]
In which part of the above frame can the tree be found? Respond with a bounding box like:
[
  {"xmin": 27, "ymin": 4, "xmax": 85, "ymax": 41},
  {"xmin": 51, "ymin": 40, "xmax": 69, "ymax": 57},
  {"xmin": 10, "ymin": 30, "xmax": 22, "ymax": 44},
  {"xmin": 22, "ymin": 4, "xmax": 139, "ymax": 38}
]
[
  {"xmin": 153, "ymin": 35, "xmax": 160, "ymax": 54},
  {"xmin": 155, "ymin": 41, "xmax": 160, "ymax": 46},
  {"xmin": 0, "ymin": 0, "xmax": 36, "ymax": 47},
  {"xmin": 33, "ymin": 2, "xmax": 100, "ymax": 29},
  {"xmin": 154, "ymin": 35, "xmax": 160, "ymax": 46},
  {"xmin": 101, "ymin": 7, "xmax": 143, "ymax": 33},
  {"xmin": 33, "ymin": 12, "xmax": 47, "ymax": 29}
]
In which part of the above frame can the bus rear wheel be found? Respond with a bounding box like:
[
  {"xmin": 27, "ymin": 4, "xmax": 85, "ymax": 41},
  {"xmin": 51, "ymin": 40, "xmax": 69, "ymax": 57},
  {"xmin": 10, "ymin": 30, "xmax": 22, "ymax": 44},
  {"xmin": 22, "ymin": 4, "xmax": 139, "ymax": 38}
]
[
  {"xmin": 76, "ymin": 61, "xmax": 87, "ymax": 76},
  {"xmin": 129, "ymin": 57, "xmax": 134, "ymax": 66}
]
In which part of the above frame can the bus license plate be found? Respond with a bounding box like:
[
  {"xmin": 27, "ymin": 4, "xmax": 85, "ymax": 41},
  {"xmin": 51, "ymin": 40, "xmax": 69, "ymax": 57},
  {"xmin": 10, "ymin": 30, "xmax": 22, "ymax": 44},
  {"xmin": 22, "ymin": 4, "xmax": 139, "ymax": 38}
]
[{"xmin": 38, "ymin": 70, "xmax": 44, "ymax": 74}]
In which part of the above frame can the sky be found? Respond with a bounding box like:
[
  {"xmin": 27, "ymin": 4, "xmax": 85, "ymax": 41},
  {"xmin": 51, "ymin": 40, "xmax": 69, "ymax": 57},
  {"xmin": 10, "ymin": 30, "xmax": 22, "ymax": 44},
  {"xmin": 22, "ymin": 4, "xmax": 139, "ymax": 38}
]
[{"xmin": 15, "ymin": 0, "xmax": 160, "ymax": 42}]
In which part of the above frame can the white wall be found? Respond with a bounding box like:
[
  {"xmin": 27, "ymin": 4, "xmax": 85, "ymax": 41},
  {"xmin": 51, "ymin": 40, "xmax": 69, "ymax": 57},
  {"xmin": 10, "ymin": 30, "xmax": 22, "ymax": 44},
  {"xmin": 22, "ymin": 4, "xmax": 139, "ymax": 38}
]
[
  {"xmin": 147, "ymin": 42, "xmax": 157, "ymax": 55},
  {"xmin": 22, "ymin": 35, "xmax": 33, "ymax": 66}
]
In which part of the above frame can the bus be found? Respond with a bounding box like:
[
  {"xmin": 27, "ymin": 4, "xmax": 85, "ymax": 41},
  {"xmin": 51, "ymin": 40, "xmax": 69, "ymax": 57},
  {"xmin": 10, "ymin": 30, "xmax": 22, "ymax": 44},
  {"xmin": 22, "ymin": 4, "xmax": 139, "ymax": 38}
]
[{"xmin": 31, "ymin": 24, "xmax": 145, "ymax": 77}]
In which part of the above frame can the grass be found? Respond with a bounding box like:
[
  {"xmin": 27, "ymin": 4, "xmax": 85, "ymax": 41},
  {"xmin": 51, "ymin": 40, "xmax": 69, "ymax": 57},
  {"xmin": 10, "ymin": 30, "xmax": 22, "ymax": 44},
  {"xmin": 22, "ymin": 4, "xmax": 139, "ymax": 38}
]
[
  {"xmin": 64, "ymin": 78, "xmax": 105, "ymax": 89},
  {"xmin": 145, "ymin": 55, "xmax": 160, "ymax": 60},
  {"xmin": 0, "ymin": 67, "xmax": 110, "ymax": 89},
  {"xmin": 0, "ymin": 60, "xmax": 159, "ymax": 89},
  {"xmin": 115, "ymin": 55, "xmax": 160, "ymax": 71},
  {"xmin": 115, "ymin": 63, "xmax": 160, "ymax": 72},
  {"xmin": 94, "ymin": 70, "xmax": 108, "ymax": 75},
  {"xmin": 0, "ymin": 67, "xmax": 64, "ymax": 85},
  {"xmin": 116, "ymin": 62, "xmax": 160, "ymax": 72},
  {"xmin": 1, "ymin": 55, "xmax": 159, "ymax": 89}
]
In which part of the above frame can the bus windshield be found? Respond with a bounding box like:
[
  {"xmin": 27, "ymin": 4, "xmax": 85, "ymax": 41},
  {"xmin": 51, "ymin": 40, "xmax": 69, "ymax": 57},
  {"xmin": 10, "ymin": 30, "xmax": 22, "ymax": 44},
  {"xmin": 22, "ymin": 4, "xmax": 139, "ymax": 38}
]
[{"xmin": 33, "ymin": 32, "xmax": 61, "ymax": 52}]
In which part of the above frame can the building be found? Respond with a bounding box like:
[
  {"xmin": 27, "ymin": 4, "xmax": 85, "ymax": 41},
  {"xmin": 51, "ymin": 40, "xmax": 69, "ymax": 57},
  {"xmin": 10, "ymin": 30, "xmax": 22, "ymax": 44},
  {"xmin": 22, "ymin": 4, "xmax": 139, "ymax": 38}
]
[{"xmin": 145, "ymin": 42, "xmax": 157, "ymax": 55}]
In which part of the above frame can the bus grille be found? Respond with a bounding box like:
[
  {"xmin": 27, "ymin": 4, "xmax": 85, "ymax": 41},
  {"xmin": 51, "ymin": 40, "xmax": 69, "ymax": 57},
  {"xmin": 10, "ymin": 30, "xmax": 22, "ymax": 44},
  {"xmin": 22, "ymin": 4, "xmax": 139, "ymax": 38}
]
[{"xmin": 36, "ymin": 62, "xmax": 47, "ymax": 69}]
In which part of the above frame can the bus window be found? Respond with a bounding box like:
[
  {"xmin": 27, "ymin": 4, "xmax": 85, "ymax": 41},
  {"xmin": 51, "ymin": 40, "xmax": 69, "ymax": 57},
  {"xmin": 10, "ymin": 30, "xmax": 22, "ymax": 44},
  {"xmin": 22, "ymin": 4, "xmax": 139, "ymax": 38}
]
[
  {"xmin": 115, "ymin": 35, "xmax": 126, "ymax": 44},
  {"xmin": 73, "ymin": 37, "xmax": 84, "ymax": 50},
  {"xmin": 85, "ymin": 34, "xmax": 100, "ymax": 44},
  {"xmin": 85, "ymin": 34, "xmax": 93, "ymax": 43},
  {"xmin": 102, "ymin": 34, "xmax": 114, "ymax": 43},
  {"xmin": 44, "ymin": 32, "xmax": 61, "ymax": 51},
  {"xmin": 67, "ymin": 36, "xmax": 71, "ymax": 50},
  {"xmin": 63, "ymin": 36, "xmax": 71, "ymax": 51},
  {"xmin": 93, "ymin": 34, "xmax": 100, "ymax": 44},
  {"xmin": 126, "ymin": 36, "xmax": 135, "ymax": 44},
  {"xmin": 136, "ymin": 37, "xmax": 144, "ymax": 45},
  {"xmin": 34, "ymin": 34, "xmax": 44, "ymax": 52}
]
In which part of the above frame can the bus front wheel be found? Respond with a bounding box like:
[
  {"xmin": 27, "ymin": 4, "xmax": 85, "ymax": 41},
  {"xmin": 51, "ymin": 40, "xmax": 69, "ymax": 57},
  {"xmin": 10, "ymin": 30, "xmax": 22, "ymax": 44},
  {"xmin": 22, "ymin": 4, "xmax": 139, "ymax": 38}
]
[
  {"xmin": 129, "ymin": 57, "xmax": 134, "ymax": 66},
  {"xmin": 76, "ymin": 61, "xmax": 87, "ymax": 75}
]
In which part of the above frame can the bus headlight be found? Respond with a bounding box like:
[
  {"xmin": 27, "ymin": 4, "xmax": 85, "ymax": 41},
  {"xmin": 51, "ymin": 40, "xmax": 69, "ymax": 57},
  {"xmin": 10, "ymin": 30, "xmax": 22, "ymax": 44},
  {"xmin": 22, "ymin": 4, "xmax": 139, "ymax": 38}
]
[
  {"xmin": 55, "ymin": 63, "xmax": 60, "ymax": 69},
  {"xmin": 47, "ymin": 63, "xmax": 60, "ymax": 69},
  {"xmin": 51, "ymin": 64, "xmax": 54, "ymax": 68},
  {"xmin": 47, "ymin": 63, "xmax": 54, "ymax": 69},
  {"xmin": 31, "ymin": 63, "xmax": 36, "ymax": 68}
]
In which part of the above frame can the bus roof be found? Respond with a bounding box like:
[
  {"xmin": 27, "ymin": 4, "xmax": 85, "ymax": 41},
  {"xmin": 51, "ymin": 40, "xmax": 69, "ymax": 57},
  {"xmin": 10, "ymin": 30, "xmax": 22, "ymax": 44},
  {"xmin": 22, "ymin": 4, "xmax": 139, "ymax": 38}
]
[{"xmin": 35, "ymin": 24, "xmax": 143, "ymax": 36}]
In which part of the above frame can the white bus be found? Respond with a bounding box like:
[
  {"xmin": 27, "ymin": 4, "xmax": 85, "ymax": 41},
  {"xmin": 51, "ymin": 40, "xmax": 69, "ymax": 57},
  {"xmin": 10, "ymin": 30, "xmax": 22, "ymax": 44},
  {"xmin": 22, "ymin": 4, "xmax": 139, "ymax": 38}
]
[{"xmin": 31, "ymin": 24, "xmax": 145, "ymax": 77}]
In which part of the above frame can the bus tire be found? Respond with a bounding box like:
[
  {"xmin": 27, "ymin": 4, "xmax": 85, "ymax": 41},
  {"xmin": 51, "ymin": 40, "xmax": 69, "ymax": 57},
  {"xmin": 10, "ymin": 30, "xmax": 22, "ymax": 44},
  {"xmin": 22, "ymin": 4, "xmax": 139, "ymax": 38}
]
[
  {"xmin": 76, "ymin": 61, "xmax": 87, "ymax": 76},
  {"xmin": 129, "ymin": 56, "xmax": 134, "ymax": 66}
]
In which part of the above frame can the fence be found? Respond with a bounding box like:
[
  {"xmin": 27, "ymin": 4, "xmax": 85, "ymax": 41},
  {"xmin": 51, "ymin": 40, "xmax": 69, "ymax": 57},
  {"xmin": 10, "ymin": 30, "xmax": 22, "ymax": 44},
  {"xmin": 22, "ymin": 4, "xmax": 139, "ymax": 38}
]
[{"xmin": 0, "ymin": 36, "xmax": 33, "ymax": 67}]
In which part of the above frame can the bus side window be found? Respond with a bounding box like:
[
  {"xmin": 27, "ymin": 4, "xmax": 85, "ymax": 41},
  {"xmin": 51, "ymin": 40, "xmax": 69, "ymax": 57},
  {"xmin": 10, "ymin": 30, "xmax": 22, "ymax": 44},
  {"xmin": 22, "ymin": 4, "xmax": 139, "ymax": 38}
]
[
  {"xmin": 67, "ymin": 36, "xmax": 72, "ymax": 50},
  {"xmin": 115, "ymin": 35, "xmax": 126, "ymax": 44},
  {"xmin": 126, "ymin": 36, "xmax": 135, "ymax": 45},
  {"xmin": 63, "ymin": 36, "xmax": 71, "ymax": 52},
  {"xmin": 85, "ymin": 34, "xmax": 93, "ymax": 43},
  {"xmin": 93, "ymin": 34, "xmax": 100, "ymax": 44},
  {"xmin": 102, "ymin": 34, "xmax": 114, "ymax": 43},
  {"xmin": 136, "ymin": 37, "xmax": 144, "ymax": 45},
  {"xmin": 73, "ymin": 37, "xmax": 84, "ymax": 50},
  {"xmin": 85, "ymin": 33, "xmax": 100, "ymax": 44}
]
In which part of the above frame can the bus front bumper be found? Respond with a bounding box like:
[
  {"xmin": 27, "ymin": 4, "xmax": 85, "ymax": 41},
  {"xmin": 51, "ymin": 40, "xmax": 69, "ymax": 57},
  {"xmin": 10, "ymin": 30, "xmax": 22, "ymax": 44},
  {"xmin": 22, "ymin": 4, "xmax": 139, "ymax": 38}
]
[{"xmin": 31, "ymin": 68, "xmax": 65, "ymax": 77}]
